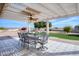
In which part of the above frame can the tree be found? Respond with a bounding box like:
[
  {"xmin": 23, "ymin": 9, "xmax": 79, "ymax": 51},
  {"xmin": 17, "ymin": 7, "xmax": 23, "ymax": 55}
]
[
  {"xmin": 64, "ymin": 26, "xmax": 72, "ymax": 33},
  {"xmin": 34, "ymin": 21, "xmax": 52, "ymax": 28}
]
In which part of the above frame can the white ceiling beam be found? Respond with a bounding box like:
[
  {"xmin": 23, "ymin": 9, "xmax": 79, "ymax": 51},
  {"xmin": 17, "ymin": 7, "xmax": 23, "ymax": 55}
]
[
  {"xmin": 75, "ymin": 3, "xmax": 78, "ymax": 15},
  {"xmin": 39, "ymin": 3, "xmax": 59, "ymax": 16},
  {"xmin": 57, "ymin": 3, "xmax": 68, "ymax": 16}
]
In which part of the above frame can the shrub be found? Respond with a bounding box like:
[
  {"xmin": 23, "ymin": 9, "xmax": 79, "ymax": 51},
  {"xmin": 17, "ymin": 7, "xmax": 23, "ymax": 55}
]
[
  {"xmin": 64, "ymin": 26, "xmax": 72, "ymax": 33},
  {"xmin": 0, "ymin": 27, "xmax": 6, "ymax": 30}
]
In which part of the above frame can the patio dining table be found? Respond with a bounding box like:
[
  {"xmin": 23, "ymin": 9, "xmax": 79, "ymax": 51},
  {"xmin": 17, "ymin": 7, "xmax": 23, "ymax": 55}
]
[
  {"xmin": 18, "ymin": 32, "xmax": 48, "ymax": 50},
  {"xmin": 18, "ymin": 32, "xmax": 40, "ymax": 47}
]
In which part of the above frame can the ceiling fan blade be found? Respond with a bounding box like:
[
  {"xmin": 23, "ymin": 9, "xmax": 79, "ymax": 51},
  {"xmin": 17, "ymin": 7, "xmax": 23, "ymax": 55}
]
[
  {"xmin": 22, "ymin": 11, "xmax": 32, "ymax": 16},
  {"xmin": 26, "ymin": 7, "xmax": 40, "ymax": 14},
  {"xmin": 22, "ymin": 7, "xmax": 40, "ymax": 16}
]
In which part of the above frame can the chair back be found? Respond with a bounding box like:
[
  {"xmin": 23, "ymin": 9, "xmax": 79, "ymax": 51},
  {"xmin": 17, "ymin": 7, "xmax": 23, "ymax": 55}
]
[
  {"xmin": 43, "ymin": 34, "xmax": 48, "ymax": 42},
  {"xmin": 39, "ymin": 34, "xmax": 48, "ymax": 44},
  {"xmin": 18, "ymin": 32, "xmax": 25, "ymax": 41}
]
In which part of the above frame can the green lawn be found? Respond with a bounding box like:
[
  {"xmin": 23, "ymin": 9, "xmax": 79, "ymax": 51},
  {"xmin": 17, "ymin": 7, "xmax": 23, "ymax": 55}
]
[{"xmin": 49, "ymin": 33, "xmax": 79, "ymax": 40}]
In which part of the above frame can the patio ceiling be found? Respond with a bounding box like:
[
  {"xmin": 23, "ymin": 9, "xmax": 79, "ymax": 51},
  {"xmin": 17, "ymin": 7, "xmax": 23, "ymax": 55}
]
[
  {"xmin": 0, "ymin": 3, "xmax": 5, "ymax": 15},
  {"xmin": 1, "ymin": 3, "xmax": 79, "ymax": 22}
]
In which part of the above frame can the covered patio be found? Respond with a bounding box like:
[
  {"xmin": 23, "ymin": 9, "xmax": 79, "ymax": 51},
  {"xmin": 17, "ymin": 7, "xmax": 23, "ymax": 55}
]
[
  {"xmin": 0, "ymin": 3, "xmax": 79, "ymax": 56},
  {"xmin": 0, "ymin": 35, "xmax": 79, "ymax": 56}
]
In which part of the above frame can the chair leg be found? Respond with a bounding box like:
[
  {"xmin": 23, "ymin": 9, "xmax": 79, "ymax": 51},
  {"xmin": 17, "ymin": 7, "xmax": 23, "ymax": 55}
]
[
  {"xmin": 34, "ymin": 42, "xmax": 37, "ymax": 49},
  {"xmin": 37, "ymin": 44, "xmax": 48, "ymax": 51},
  {"xmin": 19, "ymin": 40, "xmax": 23, "ymax": 47},
  {"xmin": 28, "ymin": 43, "xmax": 29, "ymax": 49},
  {"xmin": 26, "ymin": 43, "xmax": 29, "ymax": 49}
]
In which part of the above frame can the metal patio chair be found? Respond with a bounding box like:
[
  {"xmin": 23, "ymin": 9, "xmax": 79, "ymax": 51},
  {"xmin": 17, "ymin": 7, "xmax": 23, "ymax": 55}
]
[
  {"xmin": 18, "ymin": 32, "xmax": 25, "ymax": 47},
  {"xmin": 18, "ymin": 32, "xmax": 41, "ymax": 49},
  {"xmin": 37, "ymin": 34, "xmax": 48, "ymax": 51},
  {"xmin": 24, "ymin": 33, "xmax": 39, "ymax": 49}
]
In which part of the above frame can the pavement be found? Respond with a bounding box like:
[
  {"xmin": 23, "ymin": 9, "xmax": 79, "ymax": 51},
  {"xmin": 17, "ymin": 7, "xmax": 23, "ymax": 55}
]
[
  {"xmin": 0, "ymin": 36, "xmax": 79, "ymax": 56},
  {"xmin": 0, "ymin": 30, "xmax": 79, "ymax": 56}
]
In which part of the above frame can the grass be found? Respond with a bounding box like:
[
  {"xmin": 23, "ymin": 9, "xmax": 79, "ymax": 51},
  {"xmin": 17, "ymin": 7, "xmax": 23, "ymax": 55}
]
[
  {"xmin": 0, "ymin": 27, "xmax": 7, "ymax": 30},
  {"xmin": 35, "ymin": 32, "xmax": 79, "ymax": 40},
  {"xmin": 49, "ymin": 33, "xmax": 79, "ymax": 40}
]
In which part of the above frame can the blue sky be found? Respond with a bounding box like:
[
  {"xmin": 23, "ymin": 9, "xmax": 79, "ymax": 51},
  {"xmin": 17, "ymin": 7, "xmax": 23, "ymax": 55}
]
[
  {"xmin": 50, "ymin": 16, "xmax": 79, "ymax": 28},
  {"xmin": 0, "ymin": 16, "xmax": 79, "ymax": 28},
  {"xmin": 0, "ymin": 18, "xmax": 34, "ymax": 28}
]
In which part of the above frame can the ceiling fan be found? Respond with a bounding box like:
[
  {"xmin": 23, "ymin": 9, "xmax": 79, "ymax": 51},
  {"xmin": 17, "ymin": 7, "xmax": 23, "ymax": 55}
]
[{"xmin": 22, "ymin": 7, "xmax": 40, "ymax": 22}]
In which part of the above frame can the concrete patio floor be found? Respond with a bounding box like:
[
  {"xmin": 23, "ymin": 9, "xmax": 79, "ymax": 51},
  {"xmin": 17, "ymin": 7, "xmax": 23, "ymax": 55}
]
[{"xmin": 0, "ymin": 36, "xmax": 79, "ymax": 56}]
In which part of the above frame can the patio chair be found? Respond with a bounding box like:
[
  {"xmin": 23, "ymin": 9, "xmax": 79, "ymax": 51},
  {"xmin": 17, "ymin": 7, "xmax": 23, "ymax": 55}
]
[
  {"xmin": 24, "ymin": 33, "xmax": 39, "ymax": 49},
  {"xmin": 18, "ymin": 32, "xmax": 25, "ymax": 47},
  {"xmin": 18, "ymin": 32, "xmax": 39, "ymax": 49},
  {"xmin": 18, "ymin": 32, "xmax": 30, "ymax": 48},
  {"xmin": 37, "ymin": 34, "xmax": 48, "ymax": 51}
]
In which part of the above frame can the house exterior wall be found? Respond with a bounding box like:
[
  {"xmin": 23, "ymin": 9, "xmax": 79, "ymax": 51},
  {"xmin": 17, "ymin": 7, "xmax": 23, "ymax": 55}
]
[{"xmin": 73, "ymin": 26, "xmax": 79, "ymax": 33}]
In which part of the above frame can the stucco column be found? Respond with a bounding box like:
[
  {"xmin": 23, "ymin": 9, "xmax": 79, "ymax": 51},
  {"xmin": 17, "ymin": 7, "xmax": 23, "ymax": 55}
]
[
  {"xmin": 28, "ymin": 22, "xmax": 30, "ymax": 32},
  {"xmin": 46, "ymin": 20, "xmax": 49, "ymax": 34},
  {"xmin": 27, "ymin": 19, "xmax": 30, "ymax": 33}
]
